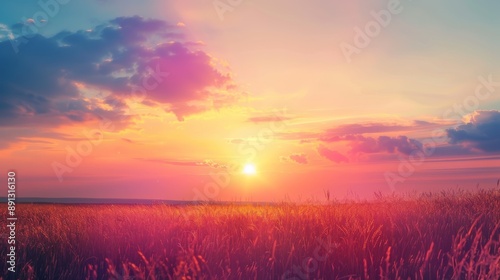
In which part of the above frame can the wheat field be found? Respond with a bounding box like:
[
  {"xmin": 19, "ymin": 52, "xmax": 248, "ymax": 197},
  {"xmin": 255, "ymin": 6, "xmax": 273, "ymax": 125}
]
[{"xmin": 1, "ymin": 190, "xmax": 499, "ymax": 280}]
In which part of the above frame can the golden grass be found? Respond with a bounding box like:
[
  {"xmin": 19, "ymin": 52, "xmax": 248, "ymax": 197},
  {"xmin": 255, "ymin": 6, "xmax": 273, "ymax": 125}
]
[{"xmin": 1, "ymin": 190, "xmax": 500, "ymax": 279}]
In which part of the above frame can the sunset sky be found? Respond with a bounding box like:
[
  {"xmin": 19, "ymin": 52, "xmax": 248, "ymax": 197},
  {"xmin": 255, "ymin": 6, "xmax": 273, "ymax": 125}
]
[{"xmin": 1, "ymin": 0, "xmax": 500, "ymax": 201}]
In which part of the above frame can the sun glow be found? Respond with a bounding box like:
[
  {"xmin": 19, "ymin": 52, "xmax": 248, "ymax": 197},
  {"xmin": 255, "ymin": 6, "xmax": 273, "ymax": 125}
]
[{"xmin": 242, "ymin": 163, "xmax": 257, "ymax": 175}]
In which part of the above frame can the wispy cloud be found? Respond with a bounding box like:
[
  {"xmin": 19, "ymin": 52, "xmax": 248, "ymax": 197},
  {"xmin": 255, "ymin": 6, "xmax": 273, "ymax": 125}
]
[
  {"xmin": 280, "ymin": 153, "xmax": 308, "ymax": 164},
  {"xmin": 136, "ymin": 158, "xmax": 227, "ymax": 169},
  {"xmin": 317, "ymin": 146, "xmax": 349, "ymax": 163},
  {"xmin": 247, "ymin": 115, "xmax": 292, "ymax": 123}
]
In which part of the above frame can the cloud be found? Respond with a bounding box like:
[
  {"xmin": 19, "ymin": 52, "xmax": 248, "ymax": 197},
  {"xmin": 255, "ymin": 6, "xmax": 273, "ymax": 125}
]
[
  {"xmin": 277, "ymin": 121, "xmax": 426, "ymax": 158},
  {"xmin": 290, "ymin": 153, "xmax": 308, "ymax": 164},
  {"xmin": 0, "ymin": 128, "xmax": 87, "ymax": 149},
  {"xmin": 317, "ymin": 146, "xmax": 348, "ymax": 163},
  {"xmin": 0, "ymin": 16, "xmax": 239, "ymax": 130},
  {"xmin": 121, "ymin": 138, "xmax": 135, "ymax": 144},
  {"xmin": 349, "ymin": 135, "xmax": 422, "ymax": 155},
  {"xmin": 0, "ymin": 24, "xmax": 14, "ymax": 41},
  {"xmin": 322, "ymin": 123, "xmax": 409, "ymax": 137},
  {"xmin": 277, "ymin": 121, "xmax": 440, "ymax": 143},
  {"xmin": 319, "ymin": 121, "xmax": 440, "ymax": 140},
  {"xmin": 281, "ymin": 153, "xmax": 308, "ymax": 164},
  {"xmin": 310, "ymin": 134, "xmax": 421, "ymax": 156},
  {"xmin": 248, "ymin": 115, "xmax": 292, "ymax": 123},
  {"xmin": 136, "ymin": 158, "xmax": 227, "ymax": 168},
  {"xmin": 447, "ymin": 110, "xmax": 500, "ymax": 152}
]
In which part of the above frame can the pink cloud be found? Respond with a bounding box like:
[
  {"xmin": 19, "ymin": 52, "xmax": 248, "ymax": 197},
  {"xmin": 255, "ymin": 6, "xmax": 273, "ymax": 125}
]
[
  {"xmin": 317, "ymin": 146, "xmax": 348, "ymax": 163},
  {"xmin": 281, "ymin": 153, "xmax": 308, "ymax": 164}
]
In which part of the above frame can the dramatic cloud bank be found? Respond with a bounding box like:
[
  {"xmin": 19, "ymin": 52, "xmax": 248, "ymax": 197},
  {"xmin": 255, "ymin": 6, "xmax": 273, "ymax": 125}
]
[
  {"xmin": 0, "ymin": 16, "xmax": 237, "ymax": 129},
  {"xmin": 447, "ymin": 110, "xmax": 500, "ymax": 152}
]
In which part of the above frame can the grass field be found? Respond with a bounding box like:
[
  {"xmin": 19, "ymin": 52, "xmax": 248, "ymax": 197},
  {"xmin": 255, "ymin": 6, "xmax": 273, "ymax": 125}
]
[{"xmin": 1, "ymin": 190, "xmax": 500, "ymax": 280}]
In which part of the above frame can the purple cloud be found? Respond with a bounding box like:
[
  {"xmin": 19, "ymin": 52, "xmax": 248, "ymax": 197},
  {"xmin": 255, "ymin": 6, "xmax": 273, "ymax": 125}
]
[
  {"xmin": 447, "ymin": 110, "xmax": 500, "ymax": 152},
  {"xmin": 277, "ymin": 121, "xmax": 440, "ymax": 143},
  {"xmin": 0, "ymin": 16, "xmax": 239, "ymax": 128},
  {"xmin": 349, "ymin": 135, "xmax": 422, "ymax": 155}
]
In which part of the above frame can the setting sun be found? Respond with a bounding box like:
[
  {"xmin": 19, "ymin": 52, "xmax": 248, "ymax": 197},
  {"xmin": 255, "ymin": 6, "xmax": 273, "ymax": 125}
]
[{"xmin": 242, "ymin": 164, "xmax": 257, "ymax": 175}]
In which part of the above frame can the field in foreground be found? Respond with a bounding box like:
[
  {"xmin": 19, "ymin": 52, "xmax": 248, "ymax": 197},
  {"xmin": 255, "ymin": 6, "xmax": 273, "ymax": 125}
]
[{"xmin": 1, "ymin": 190, "xmax": 500, "ymax": 280}]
